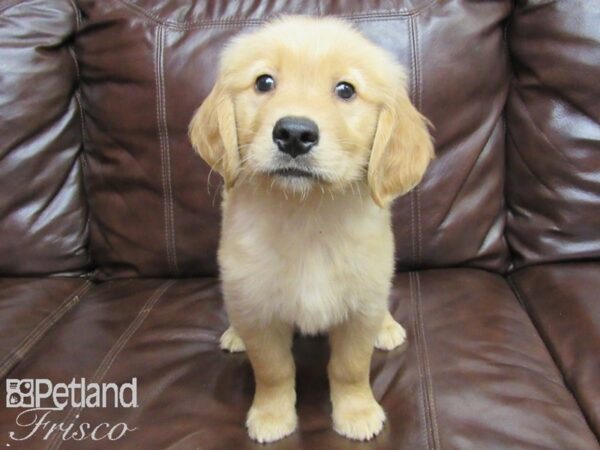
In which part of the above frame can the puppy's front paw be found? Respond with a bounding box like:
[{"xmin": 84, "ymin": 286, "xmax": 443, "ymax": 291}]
[
  {"xmin": 246, "ymin": 403, "xmax": 297, "ymax": 443},
  {"xmin": 220, "ymin": 326, "xmax": 246, "ymax": 352},
  {"xmin": 333, "ymin": 398, "xmax": 386, "ymax": 441},
  {"xmin": 375, "ymin": 318, "xmax": 406, "ymax": 351}
]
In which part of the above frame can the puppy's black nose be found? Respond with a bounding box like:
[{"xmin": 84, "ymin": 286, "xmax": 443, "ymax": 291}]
[{"xmin": 272, "ymin": 116, "xmax": 319, "ymax": 158}]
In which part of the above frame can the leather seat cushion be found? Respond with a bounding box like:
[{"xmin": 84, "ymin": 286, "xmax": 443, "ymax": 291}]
[
  {"xmin": 511, "ymin": 262, "xmax": 600, "ymax": 438},
  {"xmin": 0, "ymin": 270, "xmax": 596, "ymax": 448}
]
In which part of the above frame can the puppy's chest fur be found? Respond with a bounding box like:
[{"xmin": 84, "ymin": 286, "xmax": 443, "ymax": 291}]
[{"xmin": 219, "ymin": 185, "xmax": 395, "ymax": 334}]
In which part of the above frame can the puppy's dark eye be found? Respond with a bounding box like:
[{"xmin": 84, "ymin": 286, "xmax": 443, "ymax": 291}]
[
  {"xmin": 255, "ymin": 74, "xmax": 276, "ymax": 93},
  {"xmin": 335, "ymin": 81, "xmax": 356, "ymax": 100}
]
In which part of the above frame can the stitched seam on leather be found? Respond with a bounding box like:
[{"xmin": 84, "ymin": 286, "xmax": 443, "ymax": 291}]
[
  {"xmin": 410, "ymin": 272, "xmax": 433, "ymax": 449},
  {"xmin": 72, "ymin": 83, "xmax": 86, "ymax": 143},
  {"xmin": 414, "ymin": 17, "xmax": 423, "ymax": 265},
  {"xmin": 155, "ymin": 26, "xmax": 171, "ymax": 272},
  {"xmin": 507, "ymin": 276, "xmax": 600, "ymax": 444},
  {"xmin": 117, "ymin": 0, "xmax": 437, "ymax": 30},
  {"xmin": 159, "ymin": 26, "xmax": 179, "ymax": 274},
  {"xmin": 410, "ymin": 185, "xmax": 417, "ymax": 264},
  {"xmin": 416, "ymin": 190, "xmax": 422, "ymax": 264},
  {"xmin": 501, "ymin": 6, "xmax": 513, "ymax": 274},
  {"xmin": 0, "ymin": 280, "xmax": 91, "ymax": 379},
  {"xmin": 67, "ymin": 1, "xmax": 94, "ymax": 268},
  {"xmin": 154, "ymin": 26, "xmax": 179, "ymax": 275},
  {"xmin": 68, "ymin": 0, "xmax": 81, "ymax": 28},
  {"xmin": 416, "ymin": 273, "xmax": 441, "ymax": 449},
  {"xmin": 73, "ymin": 87, "xmax": 92, "ymax": 255},
  {"xmin": 67, "ymin": 2, "xmax": 86, "ymax": 144},
  {"xmin": 46, "ymin": 279, "xmax": 174, "ymax": 450},
  {"xmin": 409, "ymin": 18, "xmax": 419, "ymax": 267}
]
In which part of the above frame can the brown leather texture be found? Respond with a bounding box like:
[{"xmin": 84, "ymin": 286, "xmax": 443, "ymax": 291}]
[
  {"xmin": 506, "ymin": 0, "xmax": 600, "ymax": 268},
  {"xmin": 0, "ymin": 277, "xmax": 90, "ymax": 379},
  {"xmin": 0, "ymin": 0, "xmax": 89, "ymax": 276},
  {"xmin": 76, "ymin": 0, "xmax": 511, "ymax": 279},
  {"xmin": 511, "ymin": 263, "xmax": 600, "ymax": 439},
  {"xmin": 1, "ymin": 271, "xmax": 598, "ymax": 449}
]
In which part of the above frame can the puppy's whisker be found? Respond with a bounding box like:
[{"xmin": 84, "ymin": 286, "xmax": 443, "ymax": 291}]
[
  {"xmin": 317, "ymin": 188, "xmax": 325, "ymax": 211},
  {"xmin": 328, "ymin": 187, "xmax": 335, "ymax": 201},
  {"xmin": 301, "ymin": 185, "xmax": 309, "ymax": 202},
  {"xmin": 239, "ymin": 155, "xmax": 253, "ymax": 164},
  {"xmin": 206, "ymin": 153, "xmax": 226, "ymax": 196},
  {"xmin": 355, "ymin": 182, "xmax": 363, "ymax": 201},
  {"xmin": 349, "ymin": 182, "xmax": 356, "ymax": 197},
  {"xmin": 211, "ymin": 179, "xmax": 223, "ymax": 207}
]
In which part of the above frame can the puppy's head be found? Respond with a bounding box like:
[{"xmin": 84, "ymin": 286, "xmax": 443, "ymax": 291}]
[{"xmin": 189, "ymin": 16, "xmax": 433, "ymax": 206}]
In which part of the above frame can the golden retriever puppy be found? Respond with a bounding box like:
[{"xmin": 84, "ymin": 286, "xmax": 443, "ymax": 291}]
[{"xmin": 189, "ymin": 16, "xmax": 433, "ymax": 443}]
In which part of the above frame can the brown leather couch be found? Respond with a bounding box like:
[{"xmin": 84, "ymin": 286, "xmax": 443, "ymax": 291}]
[{"xmin": 1, "ymin": 1, "xmax": 598, "ymax": 449}]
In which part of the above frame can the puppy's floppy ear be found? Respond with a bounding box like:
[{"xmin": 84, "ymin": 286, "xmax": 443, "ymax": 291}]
[
  {"xmin": 189, "ymin": 79, "xmax": 240, "ymax": 188},
  {"xmin": 368, "ymin": 82, "xmax": 434, "ymax": 207}
]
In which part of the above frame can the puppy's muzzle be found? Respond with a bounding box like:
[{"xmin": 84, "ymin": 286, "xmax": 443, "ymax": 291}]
[{"xmin": 272, "ymin": 116, "xmax": 319, "ymax": 158}]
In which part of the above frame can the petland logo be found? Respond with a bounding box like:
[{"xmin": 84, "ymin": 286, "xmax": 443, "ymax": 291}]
[{"xmin": 5, "ymin": 378, "xmax": 138, "ymax": 442}]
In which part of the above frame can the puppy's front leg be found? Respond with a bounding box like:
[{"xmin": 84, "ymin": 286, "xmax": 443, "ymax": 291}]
[
  {"xmin": 329, "ymin": 313, "xmax": 386, "ymax": 441},
  {"xmin": 235, "ymin": 321, "xmax": 297, "ymax": 443}
]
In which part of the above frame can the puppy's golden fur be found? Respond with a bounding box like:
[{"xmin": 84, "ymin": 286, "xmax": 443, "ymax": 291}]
[{"xmin": 190, "ymin": 16, "xmax": 433, "ymax": 443}]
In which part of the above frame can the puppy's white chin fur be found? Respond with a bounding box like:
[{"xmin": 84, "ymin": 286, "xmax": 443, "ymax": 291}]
[
  {"xmin": 272, "ymin": 175, "xmax": 317, "ymax": 196},
  {"xmin": 242, "ymin": 169, "xmax": 356, "ymax": 200}
]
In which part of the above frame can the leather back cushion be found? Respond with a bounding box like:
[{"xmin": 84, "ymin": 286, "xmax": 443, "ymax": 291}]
[
  {"xmin": 506, "ymin": 0, "xmax": 600, "ymax": 269},
  {"xmin": 77, "ymin": 0, "xmax": 512, "ymax": 278},
  {"xmin": 0, "ymin": 0, "xmax": 89, "ymax": 275}
]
